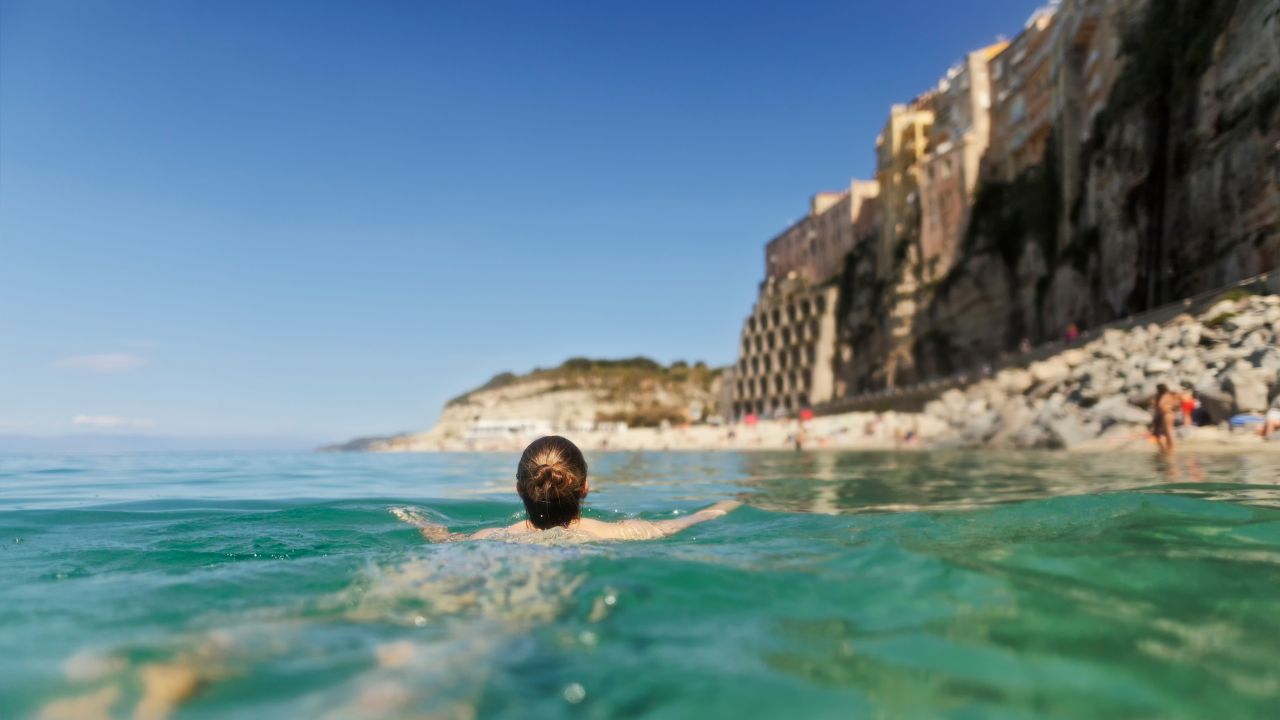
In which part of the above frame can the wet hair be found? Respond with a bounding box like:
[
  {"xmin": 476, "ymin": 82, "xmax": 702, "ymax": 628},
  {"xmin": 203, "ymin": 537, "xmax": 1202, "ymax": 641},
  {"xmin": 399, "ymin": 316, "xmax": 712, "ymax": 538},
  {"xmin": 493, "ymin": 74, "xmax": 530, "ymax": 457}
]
[
  {"xmin": 516, "ymin": 436, "xmax": 588, "ymax": 529},
  {"xmin": 1156, "ymin": 383, "xmax": 1170, "ymax": 399}
]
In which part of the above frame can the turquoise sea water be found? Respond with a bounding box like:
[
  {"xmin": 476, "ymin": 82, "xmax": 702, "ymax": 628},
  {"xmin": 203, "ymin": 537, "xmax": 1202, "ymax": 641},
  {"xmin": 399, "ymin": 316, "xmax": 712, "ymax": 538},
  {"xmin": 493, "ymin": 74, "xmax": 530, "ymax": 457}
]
[{"xmin": 2, "ymin": 451, "xmax": 1280, "ymax": 719}]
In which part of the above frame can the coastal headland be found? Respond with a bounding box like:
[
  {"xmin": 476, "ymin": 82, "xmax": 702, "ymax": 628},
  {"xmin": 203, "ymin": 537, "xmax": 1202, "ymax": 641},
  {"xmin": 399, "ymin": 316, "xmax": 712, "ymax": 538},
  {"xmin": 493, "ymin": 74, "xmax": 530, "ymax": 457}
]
[{"xmin": 326, "ymin": 291, "xmax": 1280, "ymax": 454}]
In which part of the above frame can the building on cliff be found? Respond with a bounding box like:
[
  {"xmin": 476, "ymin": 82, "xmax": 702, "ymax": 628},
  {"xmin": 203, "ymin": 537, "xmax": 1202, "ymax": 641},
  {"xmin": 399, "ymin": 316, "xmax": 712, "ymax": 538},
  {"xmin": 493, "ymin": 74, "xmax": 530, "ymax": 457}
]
[
  {"xmin": 872, "ymin": 96, "xmax": 937, "ymax": 386},
  {"xmin": 987, "ymin": 6, "xmax": 1058, "ymax": 181},
  {"xmin": 731, "ymin": 183, "xmax": 879, "ymax": 419},
  {"xmin": 874, "ymin": 96, "xmax": 936, "ymax": 278},
  {"xmin": 916, "ymin": 41, "xmax": 1009, "ymax": 281},
  {"xmin": 737, "ymin": 0, "xmax": 1278, "ymax": 418}
]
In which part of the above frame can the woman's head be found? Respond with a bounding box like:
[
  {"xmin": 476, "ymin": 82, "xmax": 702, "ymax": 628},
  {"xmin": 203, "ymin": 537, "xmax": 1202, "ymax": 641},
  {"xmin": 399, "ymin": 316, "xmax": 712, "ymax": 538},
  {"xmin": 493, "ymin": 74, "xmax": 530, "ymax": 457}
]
[{"xmin": 516, "ymin": 436, "xmax": 588, "ymax": 529}]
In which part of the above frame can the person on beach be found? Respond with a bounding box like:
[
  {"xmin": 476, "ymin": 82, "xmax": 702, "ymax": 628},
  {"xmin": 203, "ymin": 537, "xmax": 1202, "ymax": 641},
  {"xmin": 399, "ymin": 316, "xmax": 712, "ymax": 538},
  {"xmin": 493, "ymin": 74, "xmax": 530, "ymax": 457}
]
[
  {"xmin": 1151, "ymin": 384, "xmax": 1178, "ymax": 453},
  {"xmin": 1259, "ymin": 402, "xmax": 1280, "ymax": 439},
  {"xmin": 1179, "ymin": 388, "xmax": 1196, "ymax": 427},
  {"xmin": 394, "ymin": 435, "xmax": 740, "ymax": 541},
  {"xmin": 1177, "ymin": 387, "xmax": 1197, "ymax": 437}
]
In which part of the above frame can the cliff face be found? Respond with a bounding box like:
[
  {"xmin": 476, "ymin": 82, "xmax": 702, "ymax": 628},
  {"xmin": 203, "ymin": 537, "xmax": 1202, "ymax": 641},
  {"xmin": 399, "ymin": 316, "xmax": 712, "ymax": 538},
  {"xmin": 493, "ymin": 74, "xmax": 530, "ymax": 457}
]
[
  {"xmin": 1059, "ymin": 0, "xmax": 1279, "ymax": 321},
  {"xmin": 838, "ymin": 0, "xmax": 1280, "ymax": 390},
  {"xmin": 324, "ymin": 358, "xmax": 722, "ymax": 452}
]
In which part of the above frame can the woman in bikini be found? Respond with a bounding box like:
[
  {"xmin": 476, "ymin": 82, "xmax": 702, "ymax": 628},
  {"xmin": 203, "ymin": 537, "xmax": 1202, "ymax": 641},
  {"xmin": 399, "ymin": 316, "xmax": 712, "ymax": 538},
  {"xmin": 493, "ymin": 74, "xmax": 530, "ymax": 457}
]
[{"xmin": 1151, "ymin": 384, "xmax": 1179, "ymax": 454}]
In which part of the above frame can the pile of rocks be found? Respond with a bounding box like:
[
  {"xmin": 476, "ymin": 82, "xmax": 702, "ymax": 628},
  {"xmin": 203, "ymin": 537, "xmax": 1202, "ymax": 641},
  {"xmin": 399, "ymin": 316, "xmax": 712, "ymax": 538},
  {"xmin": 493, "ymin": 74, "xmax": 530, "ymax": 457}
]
[{"xmin": 925, "ymin": 294, "xmax": 1280, "ymax": 448}]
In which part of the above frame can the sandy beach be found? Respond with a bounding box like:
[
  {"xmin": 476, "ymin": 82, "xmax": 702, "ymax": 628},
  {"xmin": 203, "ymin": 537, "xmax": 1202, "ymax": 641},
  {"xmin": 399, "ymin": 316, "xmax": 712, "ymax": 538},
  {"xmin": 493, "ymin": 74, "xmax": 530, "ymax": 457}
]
[{"xmin": 369, "ymin": 409, "xmax": 1280, "ymax": 454}]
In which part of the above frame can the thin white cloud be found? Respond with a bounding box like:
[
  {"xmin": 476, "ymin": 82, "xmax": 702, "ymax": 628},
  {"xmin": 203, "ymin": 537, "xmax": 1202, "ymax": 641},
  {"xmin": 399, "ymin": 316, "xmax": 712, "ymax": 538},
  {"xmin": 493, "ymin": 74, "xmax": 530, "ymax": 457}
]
[
  {"xmin": 72, "ymin": 415, "xmax": 153, "ymax": 429},
  {"xmin": 55, "ymin": 353, "xmax": 149, "ymax": 373}
]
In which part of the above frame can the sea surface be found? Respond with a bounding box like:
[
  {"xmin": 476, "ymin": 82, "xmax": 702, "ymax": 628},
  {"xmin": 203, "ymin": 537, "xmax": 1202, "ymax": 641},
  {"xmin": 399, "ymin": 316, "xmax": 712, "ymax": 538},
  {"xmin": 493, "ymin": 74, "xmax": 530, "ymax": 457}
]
[{"xmin": 2, "ymin": 451, "xmax": 1279, "ymax": 719}]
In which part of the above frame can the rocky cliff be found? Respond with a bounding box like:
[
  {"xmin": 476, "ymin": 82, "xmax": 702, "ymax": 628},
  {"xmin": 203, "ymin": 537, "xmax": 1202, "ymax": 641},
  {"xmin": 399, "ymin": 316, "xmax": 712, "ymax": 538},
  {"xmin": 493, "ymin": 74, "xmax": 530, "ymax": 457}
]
[
  {"xmin": 324, "ymin": 358, "xmax": 722, "ymax": 452},
  {"xmin": 838, "ymin": 0, "xmax": 1280, "ymax": 391}
]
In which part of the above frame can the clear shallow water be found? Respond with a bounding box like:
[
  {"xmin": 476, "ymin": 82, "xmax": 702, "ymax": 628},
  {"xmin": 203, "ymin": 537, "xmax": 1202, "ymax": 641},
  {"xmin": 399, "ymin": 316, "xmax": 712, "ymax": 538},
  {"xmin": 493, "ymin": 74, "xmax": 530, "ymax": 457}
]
[{"xmin": 2, "ymin": 451, "xmax": 1279, "ymax": 719}]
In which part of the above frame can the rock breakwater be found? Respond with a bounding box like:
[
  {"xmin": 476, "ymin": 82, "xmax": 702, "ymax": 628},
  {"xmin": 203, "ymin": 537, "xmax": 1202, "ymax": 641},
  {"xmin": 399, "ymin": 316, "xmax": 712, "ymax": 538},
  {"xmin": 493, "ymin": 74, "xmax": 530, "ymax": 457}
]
[{"xmin": 925, "ymin": 294, "xmax": 1280, "ymax": 449}]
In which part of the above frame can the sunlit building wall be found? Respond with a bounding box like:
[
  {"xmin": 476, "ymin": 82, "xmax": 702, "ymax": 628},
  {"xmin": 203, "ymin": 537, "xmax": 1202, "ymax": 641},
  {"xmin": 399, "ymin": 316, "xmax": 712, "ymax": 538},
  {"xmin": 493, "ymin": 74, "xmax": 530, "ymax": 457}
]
[
  {"xmin": 732, "ymin": 182, "xmax": 879, "ymax": 418},
  {"xmin": 916, "ymin": 42, "xmax": 1009, "ymax": 280},
  {"xmin": 988, "ymin": 6, "xmax": 1058, "ymax": 180},
  {"xmin": 874, "ymin": 97, "xmax": 936, "ymax": 279}
]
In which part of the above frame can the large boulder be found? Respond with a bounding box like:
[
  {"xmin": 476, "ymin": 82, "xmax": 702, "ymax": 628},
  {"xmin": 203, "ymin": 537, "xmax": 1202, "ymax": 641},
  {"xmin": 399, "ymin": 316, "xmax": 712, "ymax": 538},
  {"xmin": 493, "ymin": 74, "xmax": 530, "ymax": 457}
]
[
  {"xmin": 923, "ymin": 399, "xmax": 948, "ymax": 421},
  {"xmin": 1080, "ymin": 374, "xmax": 1125, "ymax": 404},
  {"xmin": 1248, "ymin": 348, "xmax": 1280, "ymax": 373},
  {"xmin": 961, "ymin": 410, "xmax": 1001, "ymax": 445},
  {"xmin": 996, "ymin": 368, "xmax": 1034, "ymax": 395},
  {"xmin": 1179, "ymin": 324, "xmax": 1202, "ymax": 348},
  {"xmin": 1060, "ymin": 348, "xmax": 1088, "ymax": 368},
  {"xmin": 1092, "ymin": 396, "xmax": 1152, "ymax": 427},
  {"xmin": 1029, "ymin": 357, "xmax": 1071, "ymax": 386},
  {"xmin": 940, "ymin": 388, "xmax": 968, "ymax": 413},
  {"xmin": 1201, "ymin": 299, "xmax": 1240, "ymax": 322},
  {"xmin": 1043, "ymin": 414, "xmax": 1099, "ymax": 449},
  {"xmin": 1094, "ymin": 331, "xmax": 1127, "ymax": 361},
  {"xmin": 1193, "ymin": 381, "xmax": 1234, "ymax": 423},
  {"xmin": 1224, "ymin": 313, "xmax": 1264, "ymax": 335},
  {"xmin": 988, "ymin": 398, "xmax": 1034, "ymax": 448},
  {"xmin": 1265, "ymin": 306, "xmax": 1280, "ymax": 327},
  {"xmin": 1221, "ymin": 363, "xmax": 1270, "ymax": 414}
]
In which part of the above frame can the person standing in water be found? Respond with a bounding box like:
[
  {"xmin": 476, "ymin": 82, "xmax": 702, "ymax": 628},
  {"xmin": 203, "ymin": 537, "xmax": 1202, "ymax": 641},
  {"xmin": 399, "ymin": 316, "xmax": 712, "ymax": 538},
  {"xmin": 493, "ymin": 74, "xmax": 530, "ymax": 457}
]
[
  {"xmin": 394, "ymin": 435, "xmax": 740, "ymax": 541},
  {"xmin": 1151, "ymin": 384, "xmax": 1178, "ymax": 453}
]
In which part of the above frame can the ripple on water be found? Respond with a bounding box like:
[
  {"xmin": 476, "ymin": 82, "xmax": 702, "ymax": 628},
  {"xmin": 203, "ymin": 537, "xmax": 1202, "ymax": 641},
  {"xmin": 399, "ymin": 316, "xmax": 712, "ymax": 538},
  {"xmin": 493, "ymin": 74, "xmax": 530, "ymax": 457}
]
[{"xmin": 1, "ymin": 451, "xmax": 1279, "ymax": 719}]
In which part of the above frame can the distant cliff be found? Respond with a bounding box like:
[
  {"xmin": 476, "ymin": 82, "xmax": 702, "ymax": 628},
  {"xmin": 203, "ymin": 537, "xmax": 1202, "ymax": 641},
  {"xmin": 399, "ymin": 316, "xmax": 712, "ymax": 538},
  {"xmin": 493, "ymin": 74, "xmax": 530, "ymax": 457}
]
[
  {"xmin": 838, "ymin": 0, "xmax": 1279, "ymax": 392},
  {"xmin": 322, "ymin": 358, "xmax": 723, "ymax": 452}
]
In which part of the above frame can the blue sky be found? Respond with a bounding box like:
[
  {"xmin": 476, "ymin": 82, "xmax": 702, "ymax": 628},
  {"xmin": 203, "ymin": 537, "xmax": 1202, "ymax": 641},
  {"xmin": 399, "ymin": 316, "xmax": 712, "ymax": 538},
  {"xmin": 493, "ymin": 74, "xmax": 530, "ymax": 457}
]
[{"xmin": 1, "ymin": 0, "xmax": 1040, "ymax": 443}]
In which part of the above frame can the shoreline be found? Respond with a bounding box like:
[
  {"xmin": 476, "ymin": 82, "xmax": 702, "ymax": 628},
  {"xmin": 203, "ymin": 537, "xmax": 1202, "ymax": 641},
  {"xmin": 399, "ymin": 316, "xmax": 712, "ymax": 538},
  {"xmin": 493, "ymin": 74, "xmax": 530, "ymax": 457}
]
[
  {"xmin": 362, "ymin": 412, "xmax": 1280, "ymax": 455},
  {"xmin": 334, "ymin": 293, "xmax": 1280, "ymax": 457}
]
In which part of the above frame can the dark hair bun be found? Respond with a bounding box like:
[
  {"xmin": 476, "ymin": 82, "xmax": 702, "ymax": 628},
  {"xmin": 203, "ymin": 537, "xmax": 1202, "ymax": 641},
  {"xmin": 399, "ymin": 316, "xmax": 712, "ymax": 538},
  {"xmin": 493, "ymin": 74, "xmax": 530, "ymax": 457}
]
[
  {"xmin": 515, "ymin": 436, "xmax": 588, "ymax": 528},
  {"xmin": 531, "ymin": 464, "xmax": 565, "ymax": 499}
]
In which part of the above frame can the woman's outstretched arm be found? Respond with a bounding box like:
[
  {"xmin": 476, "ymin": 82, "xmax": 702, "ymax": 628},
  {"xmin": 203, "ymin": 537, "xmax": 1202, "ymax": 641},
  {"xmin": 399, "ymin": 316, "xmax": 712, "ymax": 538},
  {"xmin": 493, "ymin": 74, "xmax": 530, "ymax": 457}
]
[
  {"xmin": 641, "ymin": 500, "xmax": 742, "ymax": 538},
  {"xmin": 390, "ymin": 507, "xmax": 468, "ymax": 542}
]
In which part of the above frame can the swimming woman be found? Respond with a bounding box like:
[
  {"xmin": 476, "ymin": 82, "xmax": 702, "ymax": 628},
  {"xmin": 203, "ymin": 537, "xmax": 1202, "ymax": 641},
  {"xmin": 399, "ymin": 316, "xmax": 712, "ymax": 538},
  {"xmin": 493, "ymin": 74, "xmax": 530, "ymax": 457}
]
[{"xmin": 394, "ymin": 435, "xmax": 740, "ymax": 541}]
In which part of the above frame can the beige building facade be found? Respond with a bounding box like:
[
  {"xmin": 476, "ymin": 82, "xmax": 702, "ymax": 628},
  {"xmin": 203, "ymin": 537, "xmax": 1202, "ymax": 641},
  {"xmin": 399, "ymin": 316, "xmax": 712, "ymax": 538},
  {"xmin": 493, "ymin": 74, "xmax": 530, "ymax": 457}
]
[
  {"xmin": 766, "ymin": 181, "xmax": 880, "ymax": 284},
  {"xmin": 916, "ymin": 42, "xmax": 1008, "ymax": 279},
  {"xmin": 732, "ymin": 183, "xmax": 879, "ymax": 418},
  {"xmin": 875, "ymin": 97, "xmax": 936, "ymax": 277},
  {"xmin": 988, "ymin": 6, "xmax": 1058, "ymax": 180}
]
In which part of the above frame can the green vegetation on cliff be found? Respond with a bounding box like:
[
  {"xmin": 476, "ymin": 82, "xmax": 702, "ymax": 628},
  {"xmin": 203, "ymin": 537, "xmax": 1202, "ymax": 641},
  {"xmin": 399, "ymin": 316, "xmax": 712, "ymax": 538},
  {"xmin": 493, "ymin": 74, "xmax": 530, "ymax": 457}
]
[{"xmin": 446, "ymin": 357, "xmax": 722, "ymax": 427}]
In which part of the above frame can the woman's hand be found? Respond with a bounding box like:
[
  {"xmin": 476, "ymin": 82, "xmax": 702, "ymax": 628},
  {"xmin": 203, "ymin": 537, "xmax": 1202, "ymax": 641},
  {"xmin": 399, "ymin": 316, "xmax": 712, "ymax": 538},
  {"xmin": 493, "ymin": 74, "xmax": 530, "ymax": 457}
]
[{"xmin": 702, "ymin": 500, "xmax": 743, "ymax": 517}]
